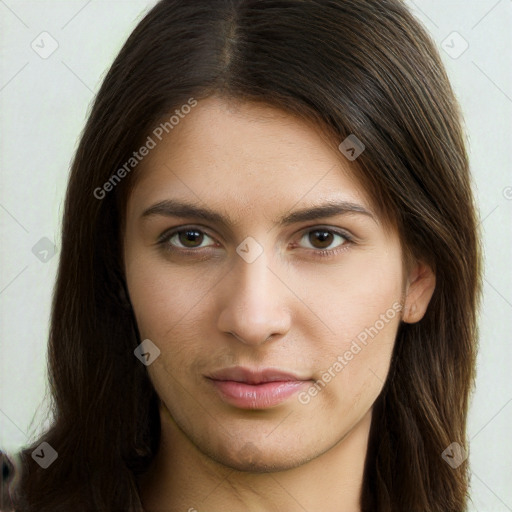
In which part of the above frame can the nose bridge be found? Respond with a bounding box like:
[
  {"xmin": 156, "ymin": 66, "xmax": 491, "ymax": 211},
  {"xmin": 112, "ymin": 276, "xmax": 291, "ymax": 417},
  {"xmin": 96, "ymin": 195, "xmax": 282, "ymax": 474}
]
[{"xmin": 217, "ymin": 241, "xmax": 291, "ymax": 345}]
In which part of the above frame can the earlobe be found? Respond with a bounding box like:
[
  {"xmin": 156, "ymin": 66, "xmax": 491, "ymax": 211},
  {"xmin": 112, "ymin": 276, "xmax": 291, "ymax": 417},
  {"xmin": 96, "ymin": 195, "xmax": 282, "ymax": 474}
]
[{"xmin": 403, "ymin": 261, "xmax": 436, "ymax": 323}]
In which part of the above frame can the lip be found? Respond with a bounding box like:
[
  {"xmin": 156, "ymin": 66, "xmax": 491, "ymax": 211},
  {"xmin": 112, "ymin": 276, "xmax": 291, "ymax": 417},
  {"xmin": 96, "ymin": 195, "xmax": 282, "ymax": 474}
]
[
  {"xmin": 208, "ymin": 366, "xmax": 307, "ymax": 384},
  {"xmin": 206, "ymin": 366, "xmax": 311, "ymax": 409}
]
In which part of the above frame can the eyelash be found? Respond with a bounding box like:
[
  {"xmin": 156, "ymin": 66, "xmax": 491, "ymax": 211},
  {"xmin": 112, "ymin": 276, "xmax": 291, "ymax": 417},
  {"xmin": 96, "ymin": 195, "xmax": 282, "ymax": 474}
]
[{"xmin": 157, "ymin": 225, "xmax": 355, "ymax": 260}]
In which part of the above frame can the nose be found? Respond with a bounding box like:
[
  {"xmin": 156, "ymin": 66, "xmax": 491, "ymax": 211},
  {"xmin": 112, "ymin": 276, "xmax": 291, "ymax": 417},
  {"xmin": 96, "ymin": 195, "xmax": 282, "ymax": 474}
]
[{"xmin": 216, "ymin": 247, "xmax": 292, "ymax": 346}]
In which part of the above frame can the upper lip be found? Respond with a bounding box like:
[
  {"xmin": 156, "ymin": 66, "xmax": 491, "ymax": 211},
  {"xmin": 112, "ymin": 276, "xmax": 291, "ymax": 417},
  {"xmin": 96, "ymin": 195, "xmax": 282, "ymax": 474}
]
[{"xmin": 207, "ymin": 366, "xmax": 308, "ymax": 384}]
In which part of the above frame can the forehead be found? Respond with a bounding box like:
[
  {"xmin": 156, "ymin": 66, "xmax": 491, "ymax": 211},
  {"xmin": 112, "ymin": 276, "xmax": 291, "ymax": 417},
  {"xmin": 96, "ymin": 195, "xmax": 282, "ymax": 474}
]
[{"xmin": 126, "ymin": 96, "xmax": 373, "ymax": 221}]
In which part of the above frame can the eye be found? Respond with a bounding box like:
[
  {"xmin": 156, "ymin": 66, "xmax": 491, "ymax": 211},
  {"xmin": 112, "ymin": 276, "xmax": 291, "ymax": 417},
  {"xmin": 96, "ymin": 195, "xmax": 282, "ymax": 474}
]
[
  {"xmin": 159, "ymin": 227, "xmax": 217, "ymax": 250},
  {"xmin": 157, "ymin": 225, "xmax": 353, "ymax": 258},
  {"xmin": 298, "ymin": 228, "xmax": 351, "ymax": 252}
]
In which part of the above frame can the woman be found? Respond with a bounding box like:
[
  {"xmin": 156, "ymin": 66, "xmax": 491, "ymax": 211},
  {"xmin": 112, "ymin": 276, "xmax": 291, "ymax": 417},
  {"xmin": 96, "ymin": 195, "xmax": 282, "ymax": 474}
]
[{"xmin": 2, "ymin": 0, "xmax": 481, "ymax": 510}]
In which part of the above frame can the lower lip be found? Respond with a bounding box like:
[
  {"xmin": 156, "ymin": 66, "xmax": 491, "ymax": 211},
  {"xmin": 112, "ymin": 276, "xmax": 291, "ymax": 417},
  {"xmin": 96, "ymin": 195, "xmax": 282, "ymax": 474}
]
[{"xmin": 208, "ymin": 379, "xmax": 309, "ymax": 409}]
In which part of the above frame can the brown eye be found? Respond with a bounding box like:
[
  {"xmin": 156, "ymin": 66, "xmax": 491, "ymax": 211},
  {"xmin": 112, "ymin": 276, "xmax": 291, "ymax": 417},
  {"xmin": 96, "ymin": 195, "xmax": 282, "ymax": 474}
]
[
  {"xmin": 309, "ymin": 230, "xmax": 334, "ymax": 249},
  {"xmin": 299, "ymin": 228, "xmax": 349, "ymax": 251},
  {"xmin": 178, "ymin": 229, "xmax": 204, "ymax": 247},
  {"xmin": 160, "ymin": 227, "xmax": 216, "ymax": 250}
]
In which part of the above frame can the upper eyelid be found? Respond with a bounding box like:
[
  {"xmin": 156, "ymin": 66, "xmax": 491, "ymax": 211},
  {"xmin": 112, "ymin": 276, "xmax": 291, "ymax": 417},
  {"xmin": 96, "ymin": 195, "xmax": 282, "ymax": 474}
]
[{"xmin": 299, "ymin": 227, "xmax": 352, "ymax": 241}]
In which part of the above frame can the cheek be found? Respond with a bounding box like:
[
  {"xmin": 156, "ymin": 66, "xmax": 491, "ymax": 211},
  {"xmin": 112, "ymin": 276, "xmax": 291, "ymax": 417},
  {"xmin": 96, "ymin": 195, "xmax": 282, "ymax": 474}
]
[
  {"xmin": 125, "ymin": 249, "xmax": 220, "ymax": 342},
  {"xmin": 334, "ymin": 318, "xmax": 398, "ymax": 397},
  {"xmin": 125, "ymin": 258, "xmax": 217, "ymax": 398},
  {"xmin": 125, "ymin": 253, "xmax": 226, "ymax": 398},
  {"xmin": 299, "ymin": 311, "xmax": 399, "ymax": 424},
  {"xmin": 292, "ymin": 243, "xmax": 403, "ymax": 344},
  {"xmin": 296, "ymin": 248, "xmax": 402, "ymax": 408}
]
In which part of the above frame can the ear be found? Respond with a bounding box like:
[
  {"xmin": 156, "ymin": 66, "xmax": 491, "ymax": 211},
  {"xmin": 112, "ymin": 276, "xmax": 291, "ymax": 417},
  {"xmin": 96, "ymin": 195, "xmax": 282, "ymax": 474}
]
[{"xmin": 403, "ymin": 261, "xmax": 436, "ymax": 323}]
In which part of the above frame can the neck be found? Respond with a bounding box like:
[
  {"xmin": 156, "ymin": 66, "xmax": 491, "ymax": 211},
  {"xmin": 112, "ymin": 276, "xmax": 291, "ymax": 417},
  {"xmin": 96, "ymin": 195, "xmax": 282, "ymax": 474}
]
[{"xmin": 137, "ymin": 404, "xmax": 372, "ymax": 512}]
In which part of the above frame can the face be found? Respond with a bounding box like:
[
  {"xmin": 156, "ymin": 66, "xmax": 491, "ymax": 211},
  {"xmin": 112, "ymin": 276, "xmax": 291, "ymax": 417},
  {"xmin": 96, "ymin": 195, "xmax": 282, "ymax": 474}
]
[{"xmin": 123, "ymin": 96, "xmax": 415, "ymax": 472}]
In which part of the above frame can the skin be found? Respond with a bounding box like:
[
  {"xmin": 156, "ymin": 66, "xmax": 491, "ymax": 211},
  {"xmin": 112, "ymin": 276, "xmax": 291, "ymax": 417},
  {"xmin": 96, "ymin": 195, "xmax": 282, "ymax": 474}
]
[{"xmin": 123, "ymin": 96, "xmax": 435, "ymax": 512}]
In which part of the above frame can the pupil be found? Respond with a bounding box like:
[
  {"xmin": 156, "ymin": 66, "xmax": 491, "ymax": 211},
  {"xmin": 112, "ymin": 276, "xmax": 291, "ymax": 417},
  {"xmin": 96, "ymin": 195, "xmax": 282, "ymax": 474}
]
[
  {"xmin": 179, "ymin": 230, "xmax": 203, "ymax": 247},
  {"xmin": 310, "ymin": 230, "xmax": 333, "ymax": 248}
]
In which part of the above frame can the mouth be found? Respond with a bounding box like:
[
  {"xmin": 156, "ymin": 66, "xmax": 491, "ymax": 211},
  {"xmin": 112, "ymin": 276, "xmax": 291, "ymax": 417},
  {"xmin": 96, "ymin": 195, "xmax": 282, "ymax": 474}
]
[{"xmin": 205, "ymin": 366, "xmax": 312, "ymax": 409}]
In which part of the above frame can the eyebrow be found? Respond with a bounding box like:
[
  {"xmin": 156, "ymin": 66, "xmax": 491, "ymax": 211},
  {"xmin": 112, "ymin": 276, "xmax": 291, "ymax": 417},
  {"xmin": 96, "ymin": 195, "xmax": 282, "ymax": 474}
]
[{"xmin": 140, "ymin": 198, "xmax": 376, "ymax": 227}]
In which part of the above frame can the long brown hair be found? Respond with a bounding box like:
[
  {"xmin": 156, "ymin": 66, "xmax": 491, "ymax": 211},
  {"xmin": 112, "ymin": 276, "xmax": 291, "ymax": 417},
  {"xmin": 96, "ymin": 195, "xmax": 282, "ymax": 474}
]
[{"xmin": 3, "ymin": 1, "xmax": 481, "ymax": 510}]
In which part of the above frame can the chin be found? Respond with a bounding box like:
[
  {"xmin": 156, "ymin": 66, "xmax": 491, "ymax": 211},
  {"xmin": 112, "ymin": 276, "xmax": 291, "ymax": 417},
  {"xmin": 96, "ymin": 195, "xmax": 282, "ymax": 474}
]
[{"xmin": 204, "ymin": 440, "xmax": 314, "ymax": 473}]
